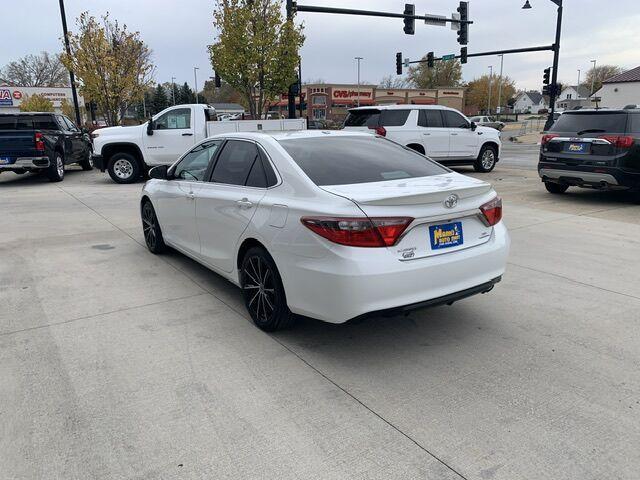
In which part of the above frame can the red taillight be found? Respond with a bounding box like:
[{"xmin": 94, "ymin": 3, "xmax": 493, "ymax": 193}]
[
  {"xmin": 598, "ymin": 135, "xmax": 634, "ymax": 149},
  {"xmin": 34, "ymin": 132, "xmax": 45, "ymax": 151},
  {"xmin": 480, "ymin": 196, "xmax": 502, "ymax": 226},
  {"xmin": 301, "ymin": 216, "xmax": 413, "ymax": 247},
  {"xmin": 541, "ymin": 134, "xmax": 559, "ymax": 146},
  {"xmin": 368, "ymin": 125, "xmax": 387, "ymax": 137}
]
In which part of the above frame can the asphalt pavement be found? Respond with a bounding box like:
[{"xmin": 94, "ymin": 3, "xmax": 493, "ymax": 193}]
[{"xmin": 1, "ymin": 145, "xmax": 639, "ymax": 480}]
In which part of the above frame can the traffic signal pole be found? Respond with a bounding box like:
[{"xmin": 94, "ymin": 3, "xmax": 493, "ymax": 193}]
[
  {"xmin": 407, "ymin": 44, "xmax": 555, "ymax": 66},
  {"xmin": 545, "ymin": 0, "xmax": 563, "ymax": 131},
  {"xmin": 58, "ymin": 0, "xmax": 82, "ymax": 126}
]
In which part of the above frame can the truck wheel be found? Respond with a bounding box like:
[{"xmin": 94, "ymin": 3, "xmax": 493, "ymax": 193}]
[
  {"xmin": 46, "ymin": 153, "xmax": 65, "ymax": 182},
  {"xmin": 108, "ymin": 153, "xmax": 141, "ymax": 184},
  {"xmin": 474, "ymin": 145, "xmax": 498, "ymax": 172},
  {"xmin": 79, "ymin": 148, "xmax": 93, "ymax": 171}
]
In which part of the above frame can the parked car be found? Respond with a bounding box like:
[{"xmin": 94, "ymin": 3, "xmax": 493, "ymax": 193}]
[
  {"xmin": 0, "ymin": 112, "xmax": 93, "ymax": 182},
  {"xmin": 343, "ymin": 105, "xmax": 502, "ymax": 172},
  {"xmin": 140, "ymin": 130, "xmax": 509, "ymax": 331},
  {"xmin": 469, "ymin": 116, "xmax": 505, "ymax": 131},
  {"xmin": 539, "ymin": 108, "xmax": 640, "ymax": 194}
]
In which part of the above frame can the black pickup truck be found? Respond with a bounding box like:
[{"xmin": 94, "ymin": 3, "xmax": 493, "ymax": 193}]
[{"xmin": 0, "ymin": 112, "xmax": 93, "ymax": 182}]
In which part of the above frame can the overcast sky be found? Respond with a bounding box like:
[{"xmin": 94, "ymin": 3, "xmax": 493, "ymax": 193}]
[{"xmin": 2, "ymin": 0, "xmax": 639, "ymax": 91}]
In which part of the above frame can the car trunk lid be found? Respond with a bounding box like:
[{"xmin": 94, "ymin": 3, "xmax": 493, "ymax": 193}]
[{"xmin": 321, "ymin": 173, "xmax": 496, "ymax": 259}]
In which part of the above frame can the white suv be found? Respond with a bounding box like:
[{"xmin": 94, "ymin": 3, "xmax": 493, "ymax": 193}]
[{"xmin": 343, "ymin": 105, "xmax": 501, "ymax": 172}]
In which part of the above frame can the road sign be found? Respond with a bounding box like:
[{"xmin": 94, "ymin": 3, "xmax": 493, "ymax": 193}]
[
  {"xmin": 442, "ymin": 54, "xmax": 456, "ymax": 61},
  {"xmin": 403, "ymin": 58, "xmax": 410, "ymax": 67},
  {"xmin": 450, "ymin": 12, "xmax": 460, "ymax": 30},
  {"xmin": 424, "ymin": 14, "xmax": 446, "ymax": 26}
]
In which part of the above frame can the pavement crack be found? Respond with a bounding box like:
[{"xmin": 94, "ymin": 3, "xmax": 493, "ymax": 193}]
[
  {"xmin": 0, "ymin": 292, "xmax": 208, "ymax": 337},
  {"xmin": 268, "ymin": 337, "xmax": 470, "ymax": 480}
]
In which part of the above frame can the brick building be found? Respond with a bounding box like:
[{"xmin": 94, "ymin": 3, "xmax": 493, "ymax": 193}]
[{"xmin": 269, "ymin": 83, "xmax": 465, "ymax": 121}]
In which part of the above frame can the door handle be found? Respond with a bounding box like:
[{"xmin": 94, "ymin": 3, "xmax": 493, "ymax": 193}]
[
  {"xmin": 423, "ymin": 133, "xmax": 431, "ymax": 136},
  {"xmin": 236, "ymin": 198, "xmax": 253, "ymax": 209},
  {"xmin": 451, "ymin": 133, "xmax": 458, "ymax": 136},
  {"xmin": 182, "ymin": 133, "xmax": 193, "ymax": 136}
]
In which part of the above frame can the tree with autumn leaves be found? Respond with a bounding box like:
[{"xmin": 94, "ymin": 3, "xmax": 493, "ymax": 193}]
[
  {"xmin": 61, "ymin": 12, "xmax": 154, "ymax": 126},
  {"xmin": 209, "ymin": 0, "xmax": 304, "ymax": 119}
]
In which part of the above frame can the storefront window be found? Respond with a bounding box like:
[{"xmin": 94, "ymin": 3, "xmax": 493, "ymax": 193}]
[
  {"xmin": 312, "ymin": 96, "xmax": 326, "ymax": 105},
  {"xmin": 313, "ymin": 108, "xmax": 326, "ymax": 120}
]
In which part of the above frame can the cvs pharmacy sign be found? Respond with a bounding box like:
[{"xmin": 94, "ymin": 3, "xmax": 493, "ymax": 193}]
[{"xmin": 0, "ymin": 89, "xmax": 13, "ymax": 106}]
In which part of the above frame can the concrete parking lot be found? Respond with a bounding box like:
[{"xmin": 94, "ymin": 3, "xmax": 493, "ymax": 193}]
[{"xmin": 1, "ymin": 144, "xmax": 639, "ymax": 480}]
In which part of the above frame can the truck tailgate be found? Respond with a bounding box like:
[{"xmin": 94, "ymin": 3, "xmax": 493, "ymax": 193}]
[{"xmin": 0, "ymin": 131, "xmax": 36, "ymax": 158}]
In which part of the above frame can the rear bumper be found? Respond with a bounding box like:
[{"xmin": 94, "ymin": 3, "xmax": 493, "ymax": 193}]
[
  {"xmin": 0, "ymin": 157, "xmax": 50, "ymax": 170},
  {"xmin": 538, "ymin": 163, "xmax": 640, "ymax": 190},
  {"xmin": 92, "ymin": 154, "xmax": 105, "ymax": 171},
  {"xmin": 275, "ymin": 222, "xmax": 510, "ymax": 323}
]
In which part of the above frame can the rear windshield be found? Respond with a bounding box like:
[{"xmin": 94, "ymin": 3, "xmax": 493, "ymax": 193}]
[
  {"xmin": 278, "ymin": 135, "xmax": 447, "ymax": 186},
  {"xmin": 344, "ymin": 109, "xmax": 410, "ymax": 128},
  {"xmin": 0, "ymin": 115, "xmax": 57, "ymax": 130},
  {"xmin": 550, "ymin": 112, "xmax": 628, "ymax": 134}
]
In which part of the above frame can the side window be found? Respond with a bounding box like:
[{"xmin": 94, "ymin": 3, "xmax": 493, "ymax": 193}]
[
  {"xmin": 259, "ymin": 148, "xmax": 278, "ymax": 187},
  {"xmin": 33, "ymin": 115, "xmax": 59, "ymax": 130},
  {"xmin": 211, "ymin": 140, "xmax": 259, "ymax": 186},
  {"xmin": 173, "ymin": 141, "xmax": 220, "ymax": 181},
  {"xmin": 155, "ymin": 108, "xmax": 191, "ymax": 130},
  {"xmin": 418, "ymin": 110, "xmax": 444, "ymax": 128},
  {"xmin": 63, "ymin": 116, "xmax": 79, "ymax": 132},
  {"xmin": 245, "ymin": 157, "xmax": 267, "ymax": 188},
  {"xmin": 56, "ymin": 115, "xmax": 70, "ymax": 130},
  {"xmin": 380, "ymin": 110, "xmax": 410, "ymax": 126},
  {"xmin": 631, "ymin": 114, "xmax": 640, "ymax": 134},
  {"xmin": 443, "ymin": 110, "xmax": 470, "ymax": 129}
]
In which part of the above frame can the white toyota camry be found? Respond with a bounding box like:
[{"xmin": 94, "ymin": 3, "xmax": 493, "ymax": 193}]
[{"xmin": 140, "ymin": 130, "xmax": 510, "ymax": 331}]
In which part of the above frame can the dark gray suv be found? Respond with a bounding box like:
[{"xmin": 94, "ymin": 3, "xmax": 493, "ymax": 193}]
[{"xmin": 538, "ymin": 109, "xmax": 640, "ymax": 194}]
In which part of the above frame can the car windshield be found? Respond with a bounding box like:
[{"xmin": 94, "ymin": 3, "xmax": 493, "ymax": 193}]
[
  {"xmin": 278, "ymin": 135, "xmax": 447, "ymax": 186},
  {"xmin": 549, "ymin": 112, "xmax": 628, "ymax": 134}
]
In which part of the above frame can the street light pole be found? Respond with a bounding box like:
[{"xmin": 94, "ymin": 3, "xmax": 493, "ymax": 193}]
[
  {"xmin": 171, "ymin": 76, "xmax": 176, "ymax": 105},
  {"xmin": 590, "ymin": 59, "xmax": 597, "ymax": 96},
  {"xmin": 58, "ymin": 0, "xmax": 82, "ymax": 125},
  {"xmin": 193, "ymin": 67, "xmax": 200, "ymax": 104},
  {"xmin": 487, "ymin": 65, "xmax": 493, "ymax": 115},
  {"xmin": 497, "ymin": 54, "xmax": 504, "ymax": 118},
  {"xmin": 355, "ymin": 57, "xmax": 363, "ymax": 107},
  {"xmin": 577, "ymin": 69, "xmax": 581, "ymax": 95}
]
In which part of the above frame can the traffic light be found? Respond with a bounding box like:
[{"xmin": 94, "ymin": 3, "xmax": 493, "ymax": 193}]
[
  {"xmin": 214, "ymin": 72, "xmax": 221, "ymax": 88},
  {"xmin": 460, "ymin": 47, "xmax": 468, "ymax": 64},
  {"xmin": 289, "ymin": 79, "xmax": 300, "ymax": 97},
  {"xmin": 427, "ymin": 52, "xmax": 434, "ymax": 69},
  {"xmin": 542, "ymin": 84, "xmax": 550, "ymax": 96},
  {"xmin": 403, "ymin": 4, "xmax": 415, "ymax": 35},
  {"xmin": 396, "ymin": 52, "xmax": 403, "ymax": 75},
  {"xmin": 457, "ymin": 1, "xmax": 468, "ymax": 45},
  {"xmin": 543, "ymin": 67, "xmax": 551, "ymax": 85}
]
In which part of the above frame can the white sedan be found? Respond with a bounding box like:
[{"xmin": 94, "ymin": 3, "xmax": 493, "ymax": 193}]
[{"xmin": 140, "ymin": 131, "xmax": 510, "ymax": 331}]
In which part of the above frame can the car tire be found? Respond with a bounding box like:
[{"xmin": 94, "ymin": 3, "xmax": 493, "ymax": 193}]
[
  {"xmin": 79, "ymin": 148, "xmax": 93, "ymax": 171},
  {"xmin": 544, "ymin": 182, "xmax": 569, "ymax": 194},
  {"xmin": 240, "ymin": 246, "xmax": 294, "ymax": 332},
  {"xmin": 108, "ymin": 153, "xmax": 141, "ymax": 184},
  {"xmin": 141, "ymin": 200, "xmax": 167, "ymax": 254},
  {"xmin": 46, "ymin": 152, "xmax": 65, "ymax": 182},
  {"xmin": 474, "ymin": 145, "xmax": 498, "ymax": 172}
]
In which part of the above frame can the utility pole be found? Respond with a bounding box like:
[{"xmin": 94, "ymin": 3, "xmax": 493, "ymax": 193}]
[
  {"xmin": 590, "ymin": 59, "xmax": 597, "ymax": 96},
  {"xmin": 193, "ymin": 67, "xmax": 200, "ymax": 104},
  {"xmin": 487, "ymin": 65, "xmax": 493, "ymax": 115},
  {"xmin": 497, "ymin": 54, "xmax": 504, "ymax": 118},
  {"xmin": 171, "ymin": 77, "xmax": 176, "ymax": 105},
  {"xmin": 58, "ymin": 0, "xmax": 82, "ymax": 125},
  {"xmin": 355, "ymin": 57, "xmax": 363, "ymax": 107},
  {"xmin": 577, "ymin": 69, "xmax": 581, "ymax": 95}
]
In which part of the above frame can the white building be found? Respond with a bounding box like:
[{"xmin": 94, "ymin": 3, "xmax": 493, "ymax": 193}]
[
  {"xmin": 0, "ymin": 86, "xmax": 84, "ymax": 114},
  {"xmin": 594, "ymin": 66, "xmax": 640, "ymax": 109},
  {"xmin": 513, "ymin": 91, "xmax": 548, "ymax": 114},
  {"xmin": 555, "ymin": 85, "xmax": 591, "ymax": 111}
]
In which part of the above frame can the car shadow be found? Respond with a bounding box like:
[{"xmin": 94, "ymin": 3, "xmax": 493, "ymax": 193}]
[{"xmin": 0, "ymin": 167, "xmax": 86, "ymax": 186}]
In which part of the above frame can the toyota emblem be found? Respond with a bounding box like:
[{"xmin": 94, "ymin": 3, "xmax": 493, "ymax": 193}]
[{"xmin": 444, "ymin": 194, "xmax": 458, "ymax": 209}]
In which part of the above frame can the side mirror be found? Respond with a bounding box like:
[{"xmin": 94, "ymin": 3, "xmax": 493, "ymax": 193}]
[
  {"xmin": 470, "ymin": 121, "xmax": 477, "ymax": 131},
  {"xmin": 148, "ymin": 165, "xmax": 168, "ymax": 180},
  {"xmin": 146, "ymin": 119, "xmax": 154, "ymax": 135}
]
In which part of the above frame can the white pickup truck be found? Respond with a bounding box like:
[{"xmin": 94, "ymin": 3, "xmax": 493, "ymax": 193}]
[{"xmin": 92, "ymin": 104, "xmax": 306, "ymax": 183}]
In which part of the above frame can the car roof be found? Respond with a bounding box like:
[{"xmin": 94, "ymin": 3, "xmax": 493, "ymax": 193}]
[
  {"xmin": 208, "ymin": 130, "xmax": 373, "ymax": 142},
  {"xmin": 0, "ymin": 112, "xmax": 55, "ymax": 116},
  {"xmin": 348, "ymin": 104, "xmax": 460, "ymax": 112}
]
